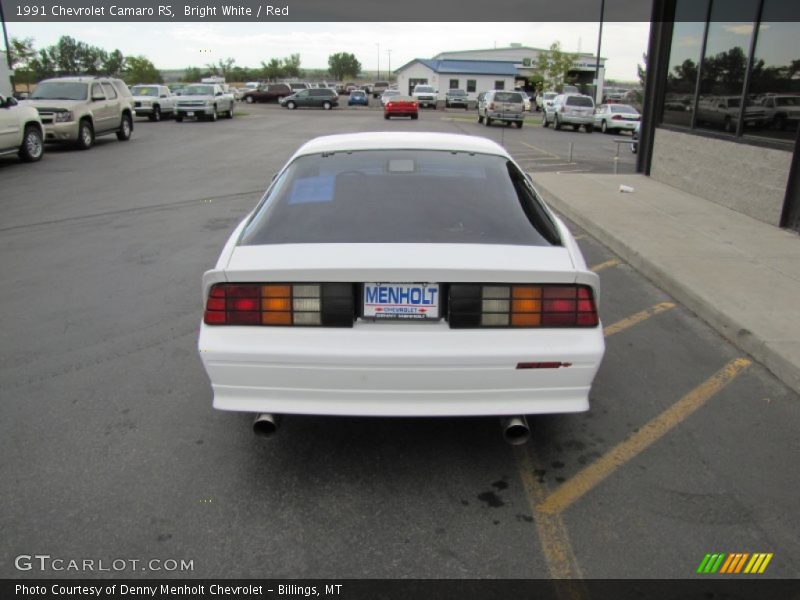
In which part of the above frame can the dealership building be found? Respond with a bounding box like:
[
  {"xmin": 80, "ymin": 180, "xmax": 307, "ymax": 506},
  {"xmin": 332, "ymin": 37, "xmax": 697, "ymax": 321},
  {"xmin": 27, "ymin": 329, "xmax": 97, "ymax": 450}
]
[
  {"xmin": 395, "ymin": 44, "xmax": 606, "ymax": 100},
  {"xmin": 639, "ymin": 0, "xmax": 800, "ymax": 233}
]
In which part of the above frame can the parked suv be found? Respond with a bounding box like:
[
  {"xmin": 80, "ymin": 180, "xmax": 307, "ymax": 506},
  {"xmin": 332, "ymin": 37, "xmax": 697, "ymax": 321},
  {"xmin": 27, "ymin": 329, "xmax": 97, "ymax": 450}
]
[
  {"xmin": 543, "ymin": 93, "xmax": 595, "ymax": 132},
  {"xmin": 445, "ymin": 89, "xmax": 469, "ymax": 109},
  {"xmin": 26, "ymin": 76, "xmax": 134, "ymax": 150},
  {"xmin": 372, "ymin": 81, "xmax": 390, "ymax": 98},
  {"xmin": 280, "ymin": 88, "xmax": 339, "ymax": 110},
  {"xmin": 130, "ymin": 84, "xmax": 176, "ymax": 121},
  {"xmin": 175, "ymin": 83, "xmax": 235, "ymax": 121},
  {"xmin": 477, "ymin": 90, "xmax": 525, "ymax": 128},
  {"xmin": 242, "ymin": 84, "xmax": 292, "ymax": 104},
  {"xmin": 0, "ymin": 93, "xmax": 44, "ymax": 162}
]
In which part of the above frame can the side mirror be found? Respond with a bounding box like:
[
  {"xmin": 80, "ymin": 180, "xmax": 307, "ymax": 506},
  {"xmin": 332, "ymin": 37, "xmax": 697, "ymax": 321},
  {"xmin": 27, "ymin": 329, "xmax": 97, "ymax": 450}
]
[
  {"xmin": 216, "ymin": 91, "xmax": 223, "ymax": 96},
  {"xmin": 160, "ymin": 94, "xmax": 168, "ymax": 98}
]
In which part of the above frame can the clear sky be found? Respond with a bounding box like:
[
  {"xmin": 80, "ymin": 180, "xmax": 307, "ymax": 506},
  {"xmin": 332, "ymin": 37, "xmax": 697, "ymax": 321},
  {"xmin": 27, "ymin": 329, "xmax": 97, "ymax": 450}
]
[{"xmin": 6, "ymin": 21, "xmax": 650, "ymax": 81}]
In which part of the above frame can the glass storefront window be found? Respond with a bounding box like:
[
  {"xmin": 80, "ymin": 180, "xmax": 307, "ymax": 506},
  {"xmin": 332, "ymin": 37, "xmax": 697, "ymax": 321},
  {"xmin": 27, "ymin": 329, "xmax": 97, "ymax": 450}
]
[
  {"xmin": 695, "ymin": 0, "xmax": 759, "ymax": 134},
  {"xmin": 661, "ymin": 0, "xmax": 709, "ymax": 127},
  {"xmin": 743, "ymin": 0, "xmax": 800, "ymax": 143}
]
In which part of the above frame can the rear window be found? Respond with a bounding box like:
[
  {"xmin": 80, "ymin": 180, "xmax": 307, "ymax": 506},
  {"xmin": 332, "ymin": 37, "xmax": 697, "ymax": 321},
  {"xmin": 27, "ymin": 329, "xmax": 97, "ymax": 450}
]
[
  {"xmin": 415, "ymin": 86, "xmax": 435, "ymax": 93},
  {"xmin": 610, "ymin": 104, "xmax": 638, "ymax": 114},
  {"xmin": 494, "ymin": 92, "xmax": 523, "ymax": 103},
  {"xmin": 239, "ymin": 150, "xmax": 560, "ymax": 247},
  {"xmin": 566, "ymin": 96, "xmax": 594, "ymax": 107}
]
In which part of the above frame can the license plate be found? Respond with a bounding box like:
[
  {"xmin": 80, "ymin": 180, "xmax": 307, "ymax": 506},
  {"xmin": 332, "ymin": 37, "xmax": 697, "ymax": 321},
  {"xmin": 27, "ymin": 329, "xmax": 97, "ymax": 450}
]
[
  {"xmin": 187, "ymin": 111, "xmax": 194, "ymax": 117},
  {"xmin": 363, "ymin": 283, "xmax": 439, "ymax": 320}
]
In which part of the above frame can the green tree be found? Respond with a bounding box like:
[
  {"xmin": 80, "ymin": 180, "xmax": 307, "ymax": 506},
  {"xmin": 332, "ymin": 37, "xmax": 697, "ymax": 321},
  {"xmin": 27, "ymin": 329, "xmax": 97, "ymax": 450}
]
[
  {"xmin": 55, "ymin": 36, "xmax": 81, "ymax": 75},
  {"xmin": 260, "ymin": 58, "xmax": 283, "ymax": 81},
  {"xmin": 535, "ymin": 42, "xmax": 577, "ymax": 92},
  {"xmin": 282, "ymin": 53, "xmax": 302, "ymax": 78},
  {"xmin": 183, "ymin": 66, "xmax": 203, "ymax": 82},
  {"xmin": 328, "ymin": 52, "xmax": 361, "ymax": 80},
  {"xmin": 104, "ymin": 49, "xmax": 125, "ymax": 77},
  {"xmin": 9, "ymin": 37, "xmax": 36, "ymax": 69},
  {"xmin": 124, "ymin": 56, "xmax": 162, "ymax": 85}
]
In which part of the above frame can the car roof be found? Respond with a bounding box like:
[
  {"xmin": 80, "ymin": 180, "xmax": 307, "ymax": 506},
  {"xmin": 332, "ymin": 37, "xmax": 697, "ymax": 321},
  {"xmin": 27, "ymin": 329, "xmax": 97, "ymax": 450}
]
[{"xmin": 291, "ymin": 132, "xmax": 511, "ymax": 159}]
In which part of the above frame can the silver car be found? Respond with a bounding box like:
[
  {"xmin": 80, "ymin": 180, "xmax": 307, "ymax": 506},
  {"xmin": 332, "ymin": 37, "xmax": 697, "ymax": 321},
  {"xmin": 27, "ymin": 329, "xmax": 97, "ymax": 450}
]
[
  {"xmin": 477, "ymin": 90, "xmax": 525, "ymax": 128},
  {"xmin": 543, "ymin": 93, "xmax": 595, "ymax": 133}
]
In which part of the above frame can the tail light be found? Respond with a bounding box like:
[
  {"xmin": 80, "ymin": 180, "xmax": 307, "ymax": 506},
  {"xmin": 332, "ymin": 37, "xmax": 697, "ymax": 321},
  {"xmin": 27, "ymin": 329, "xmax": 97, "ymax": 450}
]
[
  {"xmin": 448, "ymin": 284, "xmax": 598, "ymax": 328},
  {"xmin": 386, "ymin": 102, "xmax": 393, "ymax": 108},
  {"xmin": 612, "ymin": 115, "xmax": 622, "ymax": 120},
  {"xmin": 204, "ymin": 283, "xmax": 354, "ymax": 327}
]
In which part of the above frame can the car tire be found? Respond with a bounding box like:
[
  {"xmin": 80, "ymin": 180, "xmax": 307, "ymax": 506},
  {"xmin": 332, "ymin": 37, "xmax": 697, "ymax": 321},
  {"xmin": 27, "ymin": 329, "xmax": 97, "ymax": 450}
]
[
  {"xmin": 585, "ymin": 124, "xmax": 594, "ymax": 133},
  {"xmin": 411, "ymin": 114, "xmax": 418, "ymax": 120},
  {"xmin": 209, "ymin": 106, "xmax": 218, "ymax": 122},
  {"xmin": 485, "ymin": 116, "xmax": 492, "ymax": 127},
  {"xmin": 323, "ymin": 101, "xmax": 332, "ymax": 110},
  {"xmin": 151, "ymin": 106, "xmax": 161, "ymax": 122},
  {"xmin": 554, "ymin": 115, "xmax": 562, "ymax": 130},
  {"xmin": 724, "ymin": 117, "xmax": 734, "ymax": 133},
  {"xmin": 245, "ymin": 96, "xmax": 254, "ymax": 104},
  {"xmin": 516, "ymin": 121, "xmax": 523, "ymax": 129},
  {"xmin": 572, "ymin": 124, "xmax": 580, "ymax": 131},
  {"xmin": 76, "ymin": 119, "xmax": 94, "ymax": 150},
  {"xmin": 542, "ymin": 114, "xmax": 549, "ymax": 127},
  {"xmin": 601, "ymin": 120, "xmax": 608, "ymax": 133},
  {"xmin": 384, "ymin": 113, "xmax": 390, "ymax": 120},
  {"xmin": 287, "ymin": 101, "xmax": 296, "ymax": 110},
  {"xmin": 175, "ymin": 115, "xmax": 183, "ymax": 122},
  {"xmin": 116, "ymin": 113, "xmax": 133, "ymax": 141},
  {"xmin": 19, "ymin": 124, "xmax": 44, "ymax": 162},
  {"xmin": 478, "ymin": 114, "xmax": 484, "ymax": 123}
]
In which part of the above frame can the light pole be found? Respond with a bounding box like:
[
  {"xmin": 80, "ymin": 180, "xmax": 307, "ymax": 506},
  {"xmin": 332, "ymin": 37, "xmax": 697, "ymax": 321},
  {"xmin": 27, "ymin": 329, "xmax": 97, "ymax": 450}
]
[
  {"xmin": 387, "ymin": 49, "xmax": 392, "ymax": 81},
  {"xmin": 375, "ymin": 43, "xmax": 380, "ymax": 80},
  {"xmin": 594, "ymin": 0, "xmax": 605, "ymax": 104}
]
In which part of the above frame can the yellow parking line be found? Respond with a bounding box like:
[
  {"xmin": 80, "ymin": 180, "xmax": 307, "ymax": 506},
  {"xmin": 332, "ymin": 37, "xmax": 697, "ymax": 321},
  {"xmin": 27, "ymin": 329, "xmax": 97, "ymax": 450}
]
[
  {"xmin": 591, "ymin": 258, "xmax": 621, "ymax": 273},
  {"xmin": 537, "ymin": 358, "xmax": 752, "ymax": 515},
  {"xmin": 519, "ymin": 140, "xmax": 561, "ymax": 159},
  {"xmin": 603, "ymin": 302, "xmax": 676, "ymax": 337},
  {"xmin": 515, "ymin": 447, "xmax": 588, "ymax": 598}
]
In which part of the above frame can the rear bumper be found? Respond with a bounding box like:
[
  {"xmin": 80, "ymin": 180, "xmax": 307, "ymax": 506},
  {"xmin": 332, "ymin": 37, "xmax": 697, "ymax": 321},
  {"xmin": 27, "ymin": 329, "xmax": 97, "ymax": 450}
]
[
  {"xmin": 561, "ymin": 114, "xmax": 594, "ymax": 125},
  {"xmin": 198, "ymin": 320, "xmax": 605, "ymax": 416},
  {"xmin": 487, "ymin": 111, "xmax": 524, "ymax": 122}
]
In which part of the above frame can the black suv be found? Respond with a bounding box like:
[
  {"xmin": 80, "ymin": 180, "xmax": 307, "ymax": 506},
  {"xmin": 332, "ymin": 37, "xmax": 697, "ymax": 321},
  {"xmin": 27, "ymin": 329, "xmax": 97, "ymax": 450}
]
[{"xmin": 281, "ymin": 88, "xmax": 339, "ymax": 110}]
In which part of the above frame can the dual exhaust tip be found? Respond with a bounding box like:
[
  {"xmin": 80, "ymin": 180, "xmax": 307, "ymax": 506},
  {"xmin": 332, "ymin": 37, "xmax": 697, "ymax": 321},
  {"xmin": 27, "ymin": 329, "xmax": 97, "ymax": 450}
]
[{"xmin": 253, "ymin": 413, "xmax": 531, "ymax": 445}]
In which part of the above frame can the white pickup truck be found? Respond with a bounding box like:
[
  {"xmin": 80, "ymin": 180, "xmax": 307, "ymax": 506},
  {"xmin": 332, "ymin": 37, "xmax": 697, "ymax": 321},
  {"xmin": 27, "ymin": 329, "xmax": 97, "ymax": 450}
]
[
  {"xmin": 412, "ymin": 84, "xmax": 438, "ymax": 108},
  {"xmin": 0, "ymin": 93, "xmax": 44, "ymax": 162},
  {"xmin": 130, "ymin": 84, "xmax": 176, "ymax": 121}
]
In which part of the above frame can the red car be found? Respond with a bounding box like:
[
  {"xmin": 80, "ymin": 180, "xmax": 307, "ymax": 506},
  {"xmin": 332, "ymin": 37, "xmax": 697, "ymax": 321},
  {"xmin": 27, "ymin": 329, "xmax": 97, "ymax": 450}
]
[{"xmin": 384, "ymin": 96, "xmax": 419, "ymax": 120}]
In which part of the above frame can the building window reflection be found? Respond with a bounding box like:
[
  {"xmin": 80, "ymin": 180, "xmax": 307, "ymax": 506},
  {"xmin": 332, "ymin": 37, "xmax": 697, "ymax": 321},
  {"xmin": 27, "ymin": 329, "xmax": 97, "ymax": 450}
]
[
  {"xmin": 661, "ymin": 0, "xmax": 708, "ymax": 127},
  {"xmin": 743, "ymin": 0, "xmax": 800, "ymax": 142}
]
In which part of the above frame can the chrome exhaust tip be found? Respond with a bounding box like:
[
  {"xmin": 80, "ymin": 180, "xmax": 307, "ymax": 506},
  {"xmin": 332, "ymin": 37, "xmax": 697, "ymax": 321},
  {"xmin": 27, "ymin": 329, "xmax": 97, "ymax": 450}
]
[
  {"xmin": 253, "ymin": 413, "xmax": 280, "ymax": 437},
  {"xmin": 501, "ymin": 416, "xmax": 531, "ymax": 445}
]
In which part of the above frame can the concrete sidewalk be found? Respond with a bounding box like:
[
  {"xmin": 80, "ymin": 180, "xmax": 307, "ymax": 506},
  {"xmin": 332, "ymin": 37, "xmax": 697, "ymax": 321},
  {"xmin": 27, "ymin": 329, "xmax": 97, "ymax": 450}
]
[{"xmin": 533, "ymin": 172, "xmax": 800, "ymax": 396}]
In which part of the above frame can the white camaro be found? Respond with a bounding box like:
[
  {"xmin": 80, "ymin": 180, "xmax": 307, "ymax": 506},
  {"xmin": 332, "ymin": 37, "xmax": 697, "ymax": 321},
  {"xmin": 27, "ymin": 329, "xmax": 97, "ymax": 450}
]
[{"xmin": 198, "ymin": 132, "xmax": 605, "ymax": 443}]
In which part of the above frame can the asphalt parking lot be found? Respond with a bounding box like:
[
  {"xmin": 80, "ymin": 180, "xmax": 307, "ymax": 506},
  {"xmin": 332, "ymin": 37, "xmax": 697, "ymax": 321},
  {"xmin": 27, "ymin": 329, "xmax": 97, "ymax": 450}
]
[{"xmin": 1, "ymin": 103, "xmax": 798, "ymax": 580}]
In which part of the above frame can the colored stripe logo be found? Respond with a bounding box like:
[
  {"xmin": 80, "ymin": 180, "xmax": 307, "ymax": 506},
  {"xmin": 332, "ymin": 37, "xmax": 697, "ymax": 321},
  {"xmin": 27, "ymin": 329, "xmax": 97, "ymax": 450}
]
[{"xmin": 697, "ymin": 553, "xmax": 773, "ymax": 574}]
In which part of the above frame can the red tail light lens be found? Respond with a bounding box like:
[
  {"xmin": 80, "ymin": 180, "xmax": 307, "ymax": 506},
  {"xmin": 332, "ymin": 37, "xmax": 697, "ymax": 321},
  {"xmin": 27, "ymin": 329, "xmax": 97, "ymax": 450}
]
[
  {"xmin": 612, "ymin": 114, "xmax": 622, "ymax": 120},
  {"xmin": 204, "ymin": 283, "xmax": 354, "ymax": 327},
  {"xmin": 448, "ymin": 284, "xmax": 598, "ymax": 328}
]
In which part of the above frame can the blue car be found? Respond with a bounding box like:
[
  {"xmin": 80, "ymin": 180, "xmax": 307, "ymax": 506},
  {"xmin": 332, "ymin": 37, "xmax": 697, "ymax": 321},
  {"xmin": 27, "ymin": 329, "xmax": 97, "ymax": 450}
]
[{"xmin": 348, "ymin": 90, "xmax": 369, "ymax": 106}]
